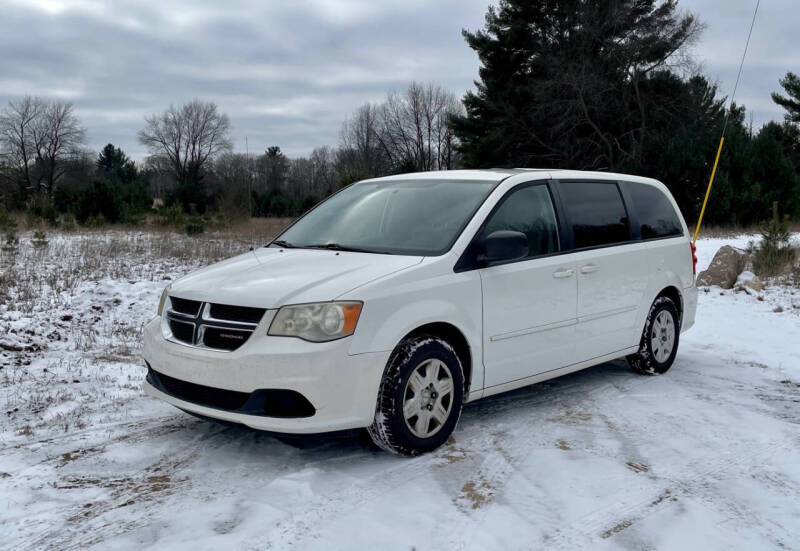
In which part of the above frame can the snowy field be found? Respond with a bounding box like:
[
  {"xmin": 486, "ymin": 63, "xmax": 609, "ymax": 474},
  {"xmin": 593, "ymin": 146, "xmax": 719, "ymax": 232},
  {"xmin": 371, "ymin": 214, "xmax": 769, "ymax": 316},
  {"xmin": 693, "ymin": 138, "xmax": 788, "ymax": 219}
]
[{"xmin": 1, "ymin": 230, "xmax": 799, "ymax": 550}]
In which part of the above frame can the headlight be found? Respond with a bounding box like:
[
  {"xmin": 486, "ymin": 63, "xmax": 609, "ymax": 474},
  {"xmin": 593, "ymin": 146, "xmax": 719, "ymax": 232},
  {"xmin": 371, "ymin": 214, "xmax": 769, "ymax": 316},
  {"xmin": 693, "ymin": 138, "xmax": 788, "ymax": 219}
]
[
  {"xmin": 268, "ymin": 302, "xmax": 362, "ymax": 342},
  {"xmin": 157, "ymin": 285, "xmax": 171, "ymax": 316}
]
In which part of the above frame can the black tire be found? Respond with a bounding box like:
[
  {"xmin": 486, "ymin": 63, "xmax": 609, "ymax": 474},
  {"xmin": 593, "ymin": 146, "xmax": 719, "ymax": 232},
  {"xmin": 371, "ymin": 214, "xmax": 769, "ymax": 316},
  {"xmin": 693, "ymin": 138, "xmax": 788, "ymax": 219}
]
[
  {"xmin": 627, "ymin": 296, "xmax": 680, "ymax": 375},
  {"xmin": 367, "ymin": 335, "xmax": 464, "ymax": 456}
]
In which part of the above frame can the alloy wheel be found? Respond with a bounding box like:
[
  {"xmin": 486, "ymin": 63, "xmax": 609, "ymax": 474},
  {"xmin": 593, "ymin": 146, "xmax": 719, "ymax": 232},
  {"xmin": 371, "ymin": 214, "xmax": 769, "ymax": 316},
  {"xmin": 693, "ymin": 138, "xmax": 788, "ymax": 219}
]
[
  {"xmin": 650, "ymin": 310, "xmax": 676, "ymax": 363},
  {"xmin": 402, "ymin": 358, "xmax": 454, "ymax": 438}
]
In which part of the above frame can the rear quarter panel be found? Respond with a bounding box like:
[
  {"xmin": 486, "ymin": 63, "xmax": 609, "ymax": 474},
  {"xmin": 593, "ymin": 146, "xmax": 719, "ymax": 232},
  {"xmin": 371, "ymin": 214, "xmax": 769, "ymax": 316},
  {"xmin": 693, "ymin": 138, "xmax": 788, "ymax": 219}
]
[
  {"xmin": 630, "ymin": 179, "xmax": 696, "ymax": 342},
  {"xmin": 634, "ymin": 237, "xmax": 693, "ymax": 337}
]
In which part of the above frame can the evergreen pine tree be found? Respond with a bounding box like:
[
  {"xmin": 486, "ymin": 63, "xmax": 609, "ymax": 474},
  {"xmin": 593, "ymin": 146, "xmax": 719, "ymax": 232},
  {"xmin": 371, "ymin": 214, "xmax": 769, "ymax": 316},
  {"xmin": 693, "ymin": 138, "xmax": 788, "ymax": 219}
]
[{"xmin": 450, "ymin": 0, "xmax": 702, "ymax": 171}]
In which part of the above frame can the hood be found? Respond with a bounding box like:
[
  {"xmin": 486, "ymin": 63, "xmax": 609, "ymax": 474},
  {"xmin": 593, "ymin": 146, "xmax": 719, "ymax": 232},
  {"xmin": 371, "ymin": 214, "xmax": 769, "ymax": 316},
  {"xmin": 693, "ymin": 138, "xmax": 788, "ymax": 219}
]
[{"xmin": 168, "ymin": 247, "xmax": 423, "ymax": 308}]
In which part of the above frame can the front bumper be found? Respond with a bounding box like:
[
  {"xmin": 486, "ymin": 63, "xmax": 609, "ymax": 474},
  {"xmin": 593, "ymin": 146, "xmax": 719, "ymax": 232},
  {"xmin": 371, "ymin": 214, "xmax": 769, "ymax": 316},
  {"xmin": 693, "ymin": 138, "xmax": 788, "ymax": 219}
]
[{"xmin": 141, "ymin": 316, "xmax": 390, "ymax": 434}]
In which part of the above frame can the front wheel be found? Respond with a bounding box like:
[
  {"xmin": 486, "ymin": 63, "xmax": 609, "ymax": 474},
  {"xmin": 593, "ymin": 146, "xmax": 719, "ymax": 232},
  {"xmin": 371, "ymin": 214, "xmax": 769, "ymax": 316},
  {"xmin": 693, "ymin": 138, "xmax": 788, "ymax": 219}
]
[
  {"xmin": 367, "ymin": 335, "xmax": 464, "ymax": 456},
  {"xmin": 627, "ymin": 296, "xmax": 680, "ymax": 375}
]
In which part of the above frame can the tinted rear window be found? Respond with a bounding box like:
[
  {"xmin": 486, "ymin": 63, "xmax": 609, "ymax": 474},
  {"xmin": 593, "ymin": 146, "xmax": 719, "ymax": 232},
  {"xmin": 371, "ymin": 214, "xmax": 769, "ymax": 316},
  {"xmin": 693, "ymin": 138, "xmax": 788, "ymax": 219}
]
[
  {"xmin": 559, "ymin": 181, "xmax": 630, "ymax": 248},
  {"xmin": 625, "ymin": 183, "xmax": 683, "ymax": 239}
]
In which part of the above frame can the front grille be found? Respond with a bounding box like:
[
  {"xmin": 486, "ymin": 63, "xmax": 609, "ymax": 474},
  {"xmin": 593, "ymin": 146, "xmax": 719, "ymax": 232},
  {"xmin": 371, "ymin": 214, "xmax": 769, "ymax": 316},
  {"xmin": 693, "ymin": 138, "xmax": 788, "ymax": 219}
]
[{"xmin": 165, "ymin": 297, "xmax": 266, "ymax": 351}]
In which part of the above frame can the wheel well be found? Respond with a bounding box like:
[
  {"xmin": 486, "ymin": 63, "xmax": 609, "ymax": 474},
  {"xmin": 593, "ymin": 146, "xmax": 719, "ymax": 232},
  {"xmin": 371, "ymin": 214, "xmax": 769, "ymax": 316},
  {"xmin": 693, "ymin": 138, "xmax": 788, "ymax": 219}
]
[
  {"xmin": 403, "ymin": 322, "xmax": 473, "ymax": 395},
  {"xmin": 656, "ymin": 286, "xmax": 683, "ymax": 323}
]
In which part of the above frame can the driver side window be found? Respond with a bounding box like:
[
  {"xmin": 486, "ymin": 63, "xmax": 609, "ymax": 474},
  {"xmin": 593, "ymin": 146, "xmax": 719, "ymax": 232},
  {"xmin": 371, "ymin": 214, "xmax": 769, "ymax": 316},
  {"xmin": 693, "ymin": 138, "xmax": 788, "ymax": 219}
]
[{"xmin": 481, "ymin": 184, "xmax": 560, "ymax": 258}]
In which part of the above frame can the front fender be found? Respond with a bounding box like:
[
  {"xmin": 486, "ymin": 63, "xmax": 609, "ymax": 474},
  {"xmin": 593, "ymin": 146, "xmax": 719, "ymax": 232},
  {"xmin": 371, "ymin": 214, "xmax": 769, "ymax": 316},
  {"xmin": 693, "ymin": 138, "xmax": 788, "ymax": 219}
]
[
  {"xmin": 343, "ymin": 264, "xmax": 484, "ymax": 395},
  {"xmin": 358, "ymin": 299, "xmax": 479, "ymax": 354}
]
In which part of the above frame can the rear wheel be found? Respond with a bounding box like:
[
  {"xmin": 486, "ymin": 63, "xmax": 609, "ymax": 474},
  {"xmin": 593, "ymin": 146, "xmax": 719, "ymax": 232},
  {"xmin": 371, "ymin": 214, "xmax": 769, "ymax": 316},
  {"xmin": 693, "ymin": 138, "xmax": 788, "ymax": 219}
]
[
  {"xmin": 627, "ymin": 296, "xmax": 680, "ymax": 375},
  {"xmin": 367, "ymin": 335, "xmax": 464, "ymax": 456}
]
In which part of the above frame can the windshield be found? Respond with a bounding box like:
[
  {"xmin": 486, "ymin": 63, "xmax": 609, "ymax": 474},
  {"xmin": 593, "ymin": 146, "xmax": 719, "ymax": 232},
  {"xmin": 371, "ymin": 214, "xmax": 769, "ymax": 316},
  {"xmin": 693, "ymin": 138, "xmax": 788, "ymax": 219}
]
[{"xmin": 273, "ymin": 179, "xmax": 498, "ymax": 255}]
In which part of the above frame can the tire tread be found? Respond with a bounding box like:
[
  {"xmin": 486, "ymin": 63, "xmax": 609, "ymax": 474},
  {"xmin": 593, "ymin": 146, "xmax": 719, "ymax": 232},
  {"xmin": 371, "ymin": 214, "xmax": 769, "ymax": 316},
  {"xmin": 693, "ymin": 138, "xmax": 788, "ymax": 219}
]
[
  {"xmin": 367, "ymin": 335, "xmax": 463, "ymax": 456},
  {"xmin": 627, "ymin": 296, "xmax": 679, "ymax": 375}
]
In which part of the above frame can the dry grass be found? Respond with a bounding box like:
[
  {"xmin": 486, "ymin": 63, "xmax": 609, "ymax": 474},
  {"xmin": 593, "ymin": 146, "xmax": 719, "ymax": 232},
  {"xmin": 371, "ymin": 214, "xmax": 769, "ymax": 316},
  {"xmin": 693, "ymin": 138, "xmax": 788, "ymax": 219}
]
[
  {"xmin": 693, "ymin": 224, "xmax": 758, "ymax": 239},
  {"xmin": 1, "ymin": 222, "xmax": 290, "ymax": 321},
  {"xmin": 16, "ymin": 213, "xmax": 294, "ymax": 238},
  {"xmin": 0, "ymin": 223, "xmax": 290, "ymax": 433},
  {"xmin": 1, "ymin": 219, "xmax": 289, "ymax": 296},
  {"xmin": 694, "ymin": 220, "xmax": 800, "ymax": 238}
]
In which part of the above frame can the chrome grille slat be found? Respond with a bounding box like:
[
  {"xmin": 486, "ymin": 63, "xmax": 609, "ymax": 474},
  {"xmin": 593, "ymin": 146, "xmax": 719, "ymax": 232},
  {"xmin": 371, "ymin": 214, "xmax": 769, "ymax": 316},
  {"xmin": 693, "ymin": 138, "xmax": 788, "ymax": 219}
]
[{"xmin": 165, "ymin": 298, "xmax": 266, "ymax": 352}]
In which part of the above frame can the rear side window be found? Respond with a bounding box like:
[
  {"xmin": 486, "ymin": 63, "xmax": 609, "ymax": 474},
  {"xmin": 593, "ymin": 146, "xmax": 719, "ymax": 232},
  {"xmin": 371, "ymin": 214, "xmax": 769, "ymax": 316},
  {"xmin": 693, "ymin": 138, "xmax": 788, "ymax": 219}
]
[
  {"xmin": 625, "ymin": 183, "xmax": 683, "ymax": 239},
  {"xmin": 558, "ymin": 181, "xmax": 630, "ymax": 248},
  {"xmin": 481, "ymin": 185, "xmax": 559, "ymax": 257}
]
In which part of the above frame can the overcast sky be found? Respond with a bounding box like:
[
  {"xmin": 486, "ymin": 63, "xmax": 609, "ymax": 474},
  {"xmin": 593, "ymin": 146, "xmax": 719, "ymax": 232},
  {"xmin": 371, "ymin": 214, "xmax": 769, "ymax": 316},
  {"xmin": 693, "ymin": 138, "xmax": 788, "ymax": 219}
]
[{"xmin": 1, "ymin": 0, "xmax": 795, "ymax": 160}]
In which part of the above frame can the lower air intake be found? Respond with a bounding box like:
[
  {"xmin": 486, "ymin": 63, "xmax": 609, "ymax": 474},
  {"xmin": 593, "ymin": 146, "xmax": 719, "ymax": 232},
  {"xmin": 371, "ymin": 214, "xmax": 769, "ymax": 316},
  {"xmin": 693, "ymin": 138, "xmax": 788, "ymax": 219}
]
[{"xmin": 146, "ymin": 367, "xmax": 316, "ymax": 418}]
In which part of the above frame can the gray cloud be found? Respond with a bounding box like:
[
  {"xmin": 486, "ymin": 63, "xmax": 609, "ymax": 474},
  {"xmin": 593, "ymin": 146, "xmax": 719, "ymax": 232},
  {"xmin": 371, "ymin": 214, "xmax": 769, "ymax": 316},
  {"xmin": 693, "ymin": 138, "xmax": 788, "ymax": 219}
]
[
  {"xmin": 0, "ymin": 0, "xmax": 793, "ymax": 160},
  {"xmin": 684, "ymin": 0, "xmax": 798, "ymax": 128}
]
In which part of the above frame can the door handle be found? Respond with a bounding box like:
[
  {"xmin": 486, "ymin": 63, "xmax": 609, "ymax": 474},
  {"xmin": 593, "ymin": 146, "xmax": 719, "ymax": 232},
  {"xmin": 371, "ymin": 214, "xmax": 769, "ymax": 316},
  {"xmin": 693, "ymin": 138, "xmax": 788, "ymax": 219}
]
[
  {"xmin": 580, "ymin": 264, "xmax": 600, "ymax": 274},
  {"xmin": 552, "ymin": 268, "xmax": 575, "ymax": 279}
]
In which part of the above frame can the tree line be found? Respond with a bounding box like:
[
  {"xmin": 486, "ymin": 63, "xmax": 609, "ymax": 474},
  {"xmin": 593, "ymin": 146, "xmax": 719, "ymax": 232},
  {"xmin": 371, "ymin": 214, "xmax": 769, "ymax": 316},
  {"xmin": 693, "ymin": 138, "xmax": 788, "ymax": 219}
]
[
  {"xmin": 1, "ymin": 0, "xmax": 799, "ymax": 230},
  {"xmin": 0, "ymin": 83, "xmax": 463, "ymax": 226}
]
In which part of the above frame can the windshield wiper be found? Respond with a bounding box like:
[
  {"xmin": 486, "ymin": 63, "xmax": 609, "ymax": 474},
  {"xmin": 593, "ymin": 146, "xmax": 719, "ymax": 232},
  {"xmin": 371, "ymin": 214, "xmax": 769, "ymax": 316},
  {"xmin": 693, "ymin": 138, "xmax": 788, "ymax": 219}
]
[
  {"xmin": 303, "ymin": 243, "xmax": 374, "ymax": 253},
  {"xmin": 270, "ymin": 239, "xmax": 297, "ymax": 248}
]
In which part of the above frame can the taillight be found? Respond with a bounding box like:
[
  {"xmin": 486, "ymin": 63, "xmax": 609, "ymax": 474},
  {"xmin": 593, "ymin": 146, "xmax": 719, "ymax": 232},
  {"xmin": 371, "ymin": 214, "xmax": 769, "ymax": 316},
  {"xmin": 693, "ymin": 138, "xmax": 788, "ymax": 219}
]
[{"xmin": 690, "ymin": 242, "xmax": 698, "ymax": 275}]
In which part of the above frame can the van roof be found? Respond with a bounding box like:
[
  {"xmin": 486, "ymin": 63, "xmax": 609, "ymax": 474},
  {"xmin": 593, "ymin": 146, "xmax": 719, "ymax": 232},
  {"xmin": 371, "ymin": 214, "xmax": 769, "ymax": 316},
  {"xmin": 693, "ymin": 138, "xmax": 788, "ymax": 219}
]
[{"xmin": 366, "ymin": 169, "xmax": 661, "ymax": 186}]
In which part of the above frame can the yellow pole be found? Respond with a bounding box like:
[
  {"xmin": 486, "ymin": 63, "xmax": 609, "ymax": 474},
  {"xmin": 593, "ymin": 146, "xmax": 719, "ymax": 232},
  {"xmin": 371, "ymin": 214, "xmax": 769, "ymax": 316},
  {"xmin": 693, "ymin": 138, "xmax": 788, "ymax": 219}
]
[{"xmin": 692, "ymin": 136, "xmax": 725, "ymax": 244}]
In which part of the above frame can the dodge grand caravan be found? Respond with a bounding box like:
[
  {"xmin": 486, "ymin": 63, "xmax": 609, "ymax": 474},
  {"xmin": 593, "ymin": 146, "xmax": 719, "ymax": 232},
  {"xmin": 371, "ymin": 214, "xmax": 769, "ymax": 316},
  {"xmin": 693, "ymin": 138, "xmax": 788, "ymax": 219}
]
[{"xmin": 142, "ymin": 169, "xmax": 697, "ymax": 455}]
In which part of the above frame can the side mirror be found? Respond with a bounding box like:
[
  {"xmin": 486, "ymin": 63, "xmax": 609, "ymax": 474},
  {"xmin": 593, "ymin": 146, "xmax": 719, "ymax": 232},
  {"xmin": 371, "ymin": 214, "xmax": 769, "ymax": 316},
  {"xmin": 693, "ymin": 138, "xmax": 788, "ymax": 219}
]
[{"xmin": 478, "ymin": 230, "xmax": 528, "ymax": 267}]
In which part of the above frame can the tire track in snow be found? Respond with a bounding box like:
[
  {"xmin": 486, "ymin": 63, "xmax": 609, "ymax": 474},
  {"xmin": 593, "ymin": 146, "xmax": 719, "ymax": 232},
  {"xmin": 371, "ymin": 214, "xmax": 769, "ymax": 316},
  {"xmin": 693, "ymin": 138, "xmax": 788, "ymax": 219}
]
[
  {"xmin": 13, "ymin": 419, "xmax": 228, "ymax": 551},
  {"xmin": 442, "ymin": 357, "xmax": 783, "ymax": 549},
  {"xmin": 443, "ymin": 366, "xmax": 658, "ymax": 549},
  {"xmin": 1, "ymin": 413, "xmax": 181, "ymax": 454},
  {"xmin": 542, "ymin": 440, "xmax": 786, "ymax": 549},
  {"xmin": 2, "ymin": 414, "xmax": 193, "ymax": 478},
  {"xmin": 237, "ymin": 374, "xmax": 626, "ymax": 549},
  {"xmin": 242, "ymin": 444, "xmax": 465, "ymax": 549},
  {"xmin": 237, "ymin": 376, "xmax": 609, "ymax": 551}
]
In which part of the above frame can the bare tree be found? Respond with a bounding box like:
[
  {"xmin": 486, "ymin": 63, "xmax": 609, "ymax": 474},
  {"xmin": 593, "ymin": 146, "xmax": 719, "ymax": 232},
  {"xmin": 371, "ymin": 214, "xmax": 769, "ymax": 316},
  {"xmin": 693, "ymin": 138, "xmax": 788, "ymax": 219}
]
[
  {"xmin": 208, "ymin": 152, "xmax": 252, "ymax": 215},
  {"xmin": 309, "ymin": 146, "xmax": 337, "ymax": 194},
  {"xmin": 338, "ymin": 83, "xmax": 463, "ymax": 177},
  {"xmin": 378, "ymin": 82, "xmax": 463, "ymax": 171},
  {"xmin": 0, "ymin": 96, "xmax": 44, "ymax": 192},
  {"xmin": 35, "ymin": 101, "xmax": 86, "ymax": 196},
  {"xmin": 286, "ymin": 157, "xmax": 314, "ymax": 200},
  {"xmin": 138, "ymin": 100, "xmax": 232, "ymax": 185},
  {"xmin": 141, "ymin": 155, "xmax": 174, "ymax": 201},
  {"xmin": 339, "ymin": 103, "xmax": 389, "ymax": 178},
  {"xmin": 0, "ymin": 96, "xmax": 85, "ymax": 197}
]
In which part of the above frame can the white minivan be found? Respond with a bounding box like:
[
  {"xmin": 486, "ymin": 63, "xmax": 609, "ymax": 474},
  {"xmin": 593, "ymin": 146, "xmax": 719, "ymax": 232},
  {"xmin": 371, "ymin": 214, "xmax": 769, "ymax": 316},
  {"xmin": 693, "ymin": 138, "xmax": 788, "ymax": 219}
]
[{"xmin": 142, "ymin": 169, "xmax": 698, "ymax": 455}]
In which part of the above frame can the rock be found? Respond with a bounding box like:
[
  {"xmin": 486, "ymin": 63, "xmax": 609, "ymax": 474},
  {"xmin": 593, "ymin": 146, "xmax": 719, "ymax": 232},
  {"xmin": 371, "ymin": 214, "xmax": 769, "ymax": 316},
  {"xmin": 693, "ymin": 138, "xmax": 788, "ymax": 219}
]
[{"xmin": 696, "ymin": 245, "xmax": 749, "ymax": 288}]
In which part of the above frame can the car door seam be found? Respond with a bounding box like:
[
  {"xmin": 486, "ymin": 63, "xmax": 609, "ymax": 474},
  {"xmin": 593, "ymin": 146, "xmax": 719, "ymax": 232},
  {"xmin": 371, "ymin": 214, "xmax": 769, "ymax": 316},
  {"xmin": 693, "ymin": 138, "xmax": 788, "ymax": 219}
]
[
  {"xmin": 577, "ymin": 304, "xmax": 638, "ymax": 323},
  {"xmin": 489, "ymin": 318, "xmax": 578, "ymax": 341}
]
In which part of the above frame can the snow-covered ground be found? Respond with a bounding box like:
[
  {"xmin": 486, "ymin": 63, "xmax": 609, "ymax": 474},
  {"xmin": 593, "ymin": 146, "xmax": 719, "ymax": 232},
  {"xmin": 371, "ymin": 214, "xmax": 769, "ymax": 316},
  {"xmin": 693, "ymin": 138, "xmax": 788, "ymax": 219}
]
[{"xmin": 1, "ymin": 230, "xmax": 799, "ymax": 550}]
